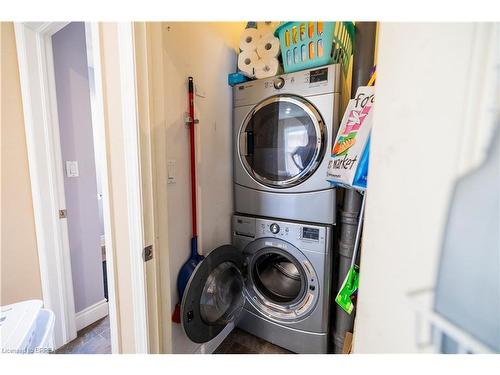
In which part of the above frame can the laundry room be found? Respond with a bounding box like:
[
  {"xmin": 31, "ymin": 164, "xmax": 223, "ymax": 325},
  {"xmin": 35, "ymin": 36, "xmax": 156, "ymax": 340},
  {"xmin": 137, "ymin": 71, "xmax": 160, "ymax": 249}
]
[
  {"xmin": 2, "ymin": 11, "xmax": 498, "ymax": 362},
  {"xmin": 152, "ymin": 21, "xmax": 361, "ymax": 354},
  {"xmin": 152, "ymin": 20, "xmax": 498, "ymax": 355}
]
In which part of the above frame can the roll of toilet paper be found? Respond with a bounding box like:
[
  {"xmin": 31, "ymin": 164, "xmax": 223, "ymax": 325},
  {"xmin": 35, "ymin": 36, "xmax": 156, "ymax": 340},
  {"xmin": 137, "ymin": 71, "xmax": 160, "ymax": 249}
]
[
  {"xmin": 254, "ymin": 57, "xmax": 281, "ymax": 80},
  {"xmin": 256, "ymin": 34, "xmax": 280, "ymax": 59},
  {"xmin": 238, "ymin": 50, "xmax": 259, "ymax": 78},
  {"xmin": 239, "ymin": 28, "xmax": 260, "ymax": 51}
]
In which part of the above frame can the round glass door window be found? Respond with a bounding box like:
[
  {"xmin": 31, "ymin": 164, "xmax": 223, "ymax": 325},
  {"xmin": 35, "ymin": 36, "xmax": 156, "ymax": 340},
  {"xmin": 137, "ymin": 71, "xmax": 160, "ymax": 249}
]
[
  {"xmin": 199, "ymin": 262, "xmax": 245, "ymax": 325},
  {"xmin": 239, "ymin": 95, "xmax": 326, "ymax": 188},
  {"xmin": 181, "ymin": 245, "xmax": 245, "ymax": 343}
]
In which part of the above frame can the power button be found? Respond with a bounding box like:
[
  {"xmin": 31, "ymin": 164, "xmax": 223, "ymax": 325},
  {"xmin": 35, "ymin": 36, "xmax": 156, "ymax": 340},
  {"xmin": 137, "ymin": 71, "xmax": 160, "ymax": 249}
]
[{"xmin": 273, "ymin": 77, "xmax": 285, "ymax": 90}]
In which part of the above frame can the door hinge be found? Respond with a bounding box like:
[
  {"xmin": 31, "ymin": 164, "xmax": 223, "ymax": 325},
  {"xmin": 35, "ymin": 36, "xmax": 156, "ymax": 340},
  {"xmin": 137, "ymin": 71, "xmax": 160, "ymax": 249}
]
[
  {"xmin": 59, "ymin": 209, "xmax": 67, "ymax": 219},
  {"xmin": 143, "ymin": 245, "xmax": 153, "ymax": 262}
]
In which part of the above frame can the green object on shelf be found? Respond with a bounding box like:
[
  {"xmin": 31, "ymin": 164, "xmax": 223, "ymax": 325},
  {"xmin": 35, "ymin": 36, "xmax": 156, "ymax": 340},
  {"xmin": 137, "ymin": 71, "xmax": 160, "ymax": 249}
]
[{"xmin": 335, "ymin": 264, "xmax": 360, "ymax": 314}]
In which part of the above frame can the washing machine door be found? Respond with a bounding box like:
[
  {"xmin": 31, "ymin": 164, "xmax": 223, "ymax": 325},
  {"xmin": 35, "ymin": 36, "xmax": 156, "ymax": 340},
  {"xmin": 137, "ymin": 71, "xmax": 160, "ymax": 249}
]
[
  {"xmin": 181, "ymin": 245, "xmax": 246, "ymax": 343},
  {"xmin": 239, "ymin": 94, "xmax": 327, "ymax": 188}
]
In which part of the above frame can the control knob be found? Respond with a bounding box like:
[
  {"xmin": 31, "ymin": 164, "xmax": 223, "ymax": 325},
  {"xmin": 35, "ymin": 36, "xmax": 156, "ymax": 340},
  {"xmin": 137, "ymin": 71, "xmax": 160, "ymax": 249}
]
[
  {"xmin": 273, "ymin": 77, "xmax": 285, "ymax": 90},
  {"xmin": 270, "ymin": 223, "xmax": 280, "ymax": 234}
]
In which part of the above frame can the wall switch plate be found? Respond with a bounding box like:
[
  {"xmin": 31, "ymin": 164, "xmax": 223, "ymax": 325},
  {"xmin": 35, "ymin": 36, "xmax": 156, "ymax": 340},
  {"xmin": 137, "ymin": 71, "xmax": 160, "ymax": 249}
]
[
  {"xmin": 167, "ymin": 160, "xmax": 176, "ymax": 184},
  {"xmin": 65, "ymin": 161, "xmax": 79, "ymax": 177},
  {"xmin": 195, "ymin": 84, "xmax": 206, "ymax": 98}
]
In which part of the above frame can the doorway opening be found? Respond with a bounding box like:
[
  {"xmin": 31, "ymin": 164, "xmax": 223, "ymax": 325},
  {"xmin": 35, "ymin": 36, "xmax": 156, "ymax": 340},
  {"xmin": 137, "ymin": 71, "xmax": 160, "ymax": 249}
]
[{"xmin": 47, "ymin": 22, "xmax": 109, "ymax": 353}]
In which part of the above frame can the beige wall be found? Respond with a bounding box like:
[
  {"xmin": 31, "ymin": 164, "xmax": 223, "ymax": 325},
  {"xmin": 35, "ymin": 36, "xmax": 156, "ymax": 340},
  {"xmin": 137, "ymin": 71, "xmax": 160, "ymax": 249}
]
[
  {"xmin": 160, "ymin": 22, "xmax": 245, "ymax": 353},
  {"xmin": 0, "ymin": 22, "xmax": 43, "ymax": 306}
]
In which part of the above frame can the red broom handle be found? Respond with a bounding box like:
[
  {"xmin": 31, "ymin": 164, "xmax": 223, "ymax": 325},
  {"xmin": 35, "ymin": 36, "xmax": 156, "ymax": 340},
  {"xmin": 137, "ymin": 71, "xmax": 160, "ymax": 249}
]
[{"xmin": 188, "ymin": 77, "xmax": 197, "ymax": 237}]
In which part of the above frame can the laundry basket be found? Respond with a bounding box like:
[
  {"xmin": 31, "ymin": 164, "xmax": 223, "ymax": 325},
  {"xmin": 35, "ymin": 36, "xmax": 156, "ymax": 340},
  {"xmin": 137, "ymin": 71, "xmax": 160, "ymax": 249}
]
[
  {"xmin": 30, "ymin": 309, "xmax": 55, "ymax": 353},
  {"xmin": 275, "ymin": 22, "xmax": 354, "ymax": 76}
]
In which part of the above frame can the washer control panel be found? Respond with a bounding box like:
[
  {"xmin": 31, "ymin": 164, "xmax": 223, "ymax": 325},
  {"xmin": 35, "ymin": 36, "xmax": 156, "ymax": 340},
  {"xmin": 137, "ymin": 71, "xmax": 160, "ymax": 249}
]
[{"xmin": 233, "ymin": 215, "xmax": 331, "ymax": 254}]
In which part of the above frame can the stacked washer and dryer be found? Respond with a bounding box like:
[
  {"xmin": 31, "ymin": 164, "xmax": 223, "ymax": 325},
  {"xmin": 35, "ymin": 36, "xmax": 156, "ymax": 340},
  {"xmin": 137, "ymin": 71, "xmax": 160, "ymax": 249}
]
[
  {"xmin": 180, "ymin": 65, "xmax": 341, "ymax": 354},
  {"xmin": 232, "ymin": 64, "xmax": 341, "ymax": 353}
]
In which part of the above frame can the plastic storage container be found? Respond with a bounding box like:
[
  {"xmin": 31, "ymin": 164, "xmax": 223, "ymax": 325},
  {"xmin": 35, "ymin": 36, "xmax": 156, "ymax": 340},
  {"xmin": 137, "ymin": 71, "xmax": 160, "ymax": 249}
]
[
  {"xmin": 275, "ymin": 22, "xmax": 354, "ymax": 75},
  {"xmin": 30, "ymin": 309, "xmax": 55, "ymax": 353},
  {"xmin": 0, "ymin": 300, "xmax": 55, "ymax": 354}
]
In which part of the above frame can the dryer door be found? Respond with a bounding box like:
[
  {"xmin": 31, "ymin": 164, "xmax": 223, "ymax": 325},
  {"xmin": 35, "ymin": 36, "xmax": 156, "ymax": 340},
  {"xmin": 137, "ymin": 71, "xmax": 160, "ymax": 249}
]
[
  {"xmin": 181, "ymin": 245, "xmax": 245, "ymax": 343},
  {"xmin": 239, "ymin": 94, "xmax": 327, "ymax": 188}
]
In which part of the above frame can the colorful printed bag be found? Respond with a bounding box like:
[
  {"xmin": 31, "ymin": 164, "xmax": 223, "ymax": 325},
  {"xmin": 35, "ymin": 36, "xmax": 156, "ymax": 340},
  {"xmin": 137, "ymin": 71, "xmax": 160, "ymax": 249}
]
[{"xmin": 326, "ymin": 86, "xmax": 374, "ymax": 190}]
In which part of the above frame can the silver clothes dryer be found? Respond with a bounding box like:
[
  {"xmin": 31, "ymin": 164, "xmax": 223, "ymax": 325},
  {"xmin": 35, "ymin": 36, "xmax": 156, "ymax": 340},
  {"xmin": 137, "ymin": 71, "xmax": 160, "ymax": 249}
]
[{"xmin": 233, "ymin": 64, "xmax": 342, "ymax": 224}]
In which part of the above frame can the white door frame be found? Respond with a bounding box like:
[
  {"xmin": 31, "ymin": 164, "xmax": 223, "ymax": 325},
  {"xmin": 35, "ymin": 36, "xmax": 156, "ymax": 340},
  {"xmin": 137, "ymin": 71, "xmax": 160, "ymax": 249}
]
[
  {"xmin": 14, "ymin": 21, "xmax": 148, "ymax": 352},
  {"xmin": 116, "ymin": 22, "xmax": 149, "ymax": 353}
]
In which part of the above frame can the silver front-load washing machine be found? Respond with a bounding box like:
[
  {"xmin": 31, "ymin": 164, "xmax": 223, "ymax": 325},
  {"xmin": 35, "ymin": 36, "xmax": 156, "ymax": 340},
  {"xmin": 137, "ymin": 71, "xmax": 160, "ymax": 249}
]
[
  {"xmin": 233, "ymin": 64, "xmax": 341, "ymax": 225},
  {"xmin": 180, "ymin": 214, "xmax": 333, "ymax": 354}
]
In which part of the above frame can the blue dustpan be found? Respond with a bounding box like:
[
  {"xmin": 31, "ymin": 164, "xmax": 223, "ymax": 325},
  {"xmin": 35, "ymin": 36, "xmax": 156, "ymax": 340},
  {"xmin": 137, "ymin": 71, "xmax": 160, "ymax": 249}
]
[{"xmin": 177, "ymin": 236, "xmax": 204, "ymax": 299}]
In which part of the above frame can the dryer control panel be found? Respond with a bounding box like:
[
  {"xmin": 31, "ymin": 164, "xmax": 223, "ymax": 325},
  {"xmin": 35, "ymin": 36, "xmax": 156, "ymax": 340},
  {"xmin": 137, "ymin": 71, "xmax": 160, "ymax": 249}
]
[
  {"xmin": 233, "ymin": 64, "xmax": 341, "ymax": 108},
  {"xmin": 232, "ymin": 214, "xmax": 331, "ymax": 254}
]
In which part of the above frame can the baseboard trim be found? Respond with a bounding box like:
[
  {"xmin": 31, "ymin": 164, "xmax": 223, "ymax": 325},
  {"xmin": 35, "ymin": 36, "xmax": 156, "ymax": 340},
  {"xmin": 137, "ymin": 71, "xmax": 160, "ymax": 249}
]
[{"xmin": 75, "ymin": 299, "xmax": 108, "ymax": 331}]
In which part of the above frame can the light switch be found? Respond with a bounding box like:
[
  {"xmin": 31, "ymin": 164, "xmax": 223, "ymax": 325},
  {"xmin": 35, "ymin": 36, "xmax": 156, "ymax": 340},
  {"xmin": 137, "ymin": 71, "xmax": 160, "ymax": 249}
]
[
  {"xmin": 195, "ymin": 84, "xmax": 206, "ymax": 98},
  {"xmin": 167, "ymin": 160, "xmax": 176, "ymax": 184},
  {"xmin": 65, "ymin": 161, "xmax": 79, "ymax": 177}
]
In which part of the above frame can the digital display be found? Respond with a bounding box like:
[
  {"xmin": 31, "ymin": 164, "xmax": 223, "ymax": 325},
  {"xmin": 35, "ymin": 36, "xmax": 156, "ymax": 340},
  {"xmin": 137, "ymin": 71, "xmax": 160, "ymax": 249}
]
[
  {"xmin": 309, "ymin": 68, "xmax": 328, "ymax": 83},
  {"xmin": 302, "ymin": 227, "xmax": 319, "ymax": 240}
]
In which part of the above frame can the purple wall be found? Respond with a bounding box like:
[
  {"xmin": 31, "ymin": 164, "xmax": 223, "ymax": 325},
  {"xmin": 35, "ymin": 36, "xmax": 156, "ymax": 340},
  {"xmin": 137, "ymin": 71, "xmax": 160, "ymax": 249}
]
[{"xmin": 52, "ymin": 22, "xmax": 105, "ymax": 313}]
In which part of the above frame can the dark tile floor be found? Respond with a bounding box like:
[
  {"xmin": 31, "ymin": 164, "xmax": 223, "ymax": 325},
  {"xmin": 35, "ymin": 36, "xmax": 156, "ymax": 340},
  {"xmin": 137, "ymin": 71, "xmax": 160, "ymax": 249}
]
[
  {"xmin": 56, "ymin": 316, "xmax": 111, "ymax": 354},
  {"xmin": 56, "ymin": 318, "xmax": 289, "ymax": 354},
  {"xmin": 214, "ymin": 328, "xmax": 293, "ymax": 354}
]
